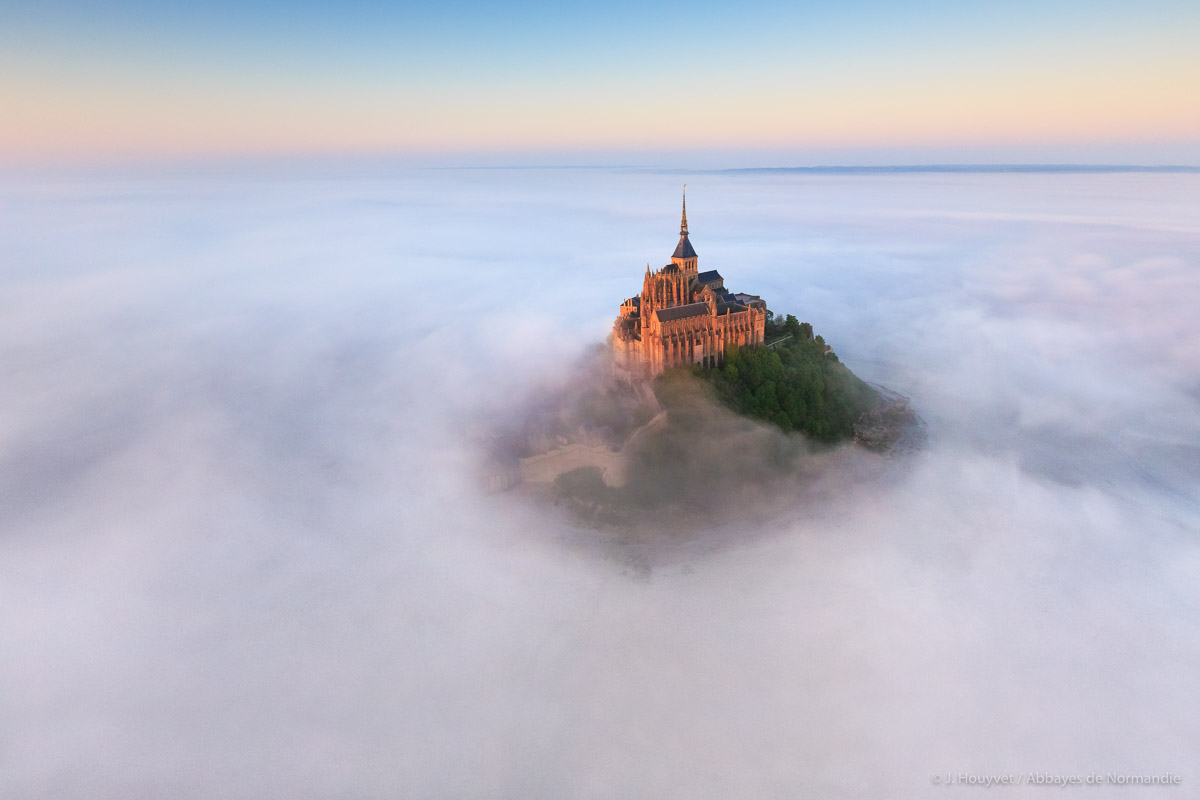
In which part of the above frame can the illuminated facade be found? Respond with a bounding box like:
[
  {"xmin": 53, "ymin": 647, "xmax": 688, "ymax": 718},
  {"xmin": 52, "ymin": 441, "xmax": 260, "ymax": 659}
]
[{"xmin": 612, "ymin": 190, "xmax": 766, "ymax": 380}]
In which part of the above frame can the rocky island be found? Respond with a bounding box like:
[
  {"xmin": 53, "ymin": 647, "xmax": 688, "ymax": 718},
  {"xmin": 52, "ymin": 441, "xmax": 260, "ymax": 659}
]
[{"xmin": 482, "ymin": 191, "xmax": 922, "ymax": 525}]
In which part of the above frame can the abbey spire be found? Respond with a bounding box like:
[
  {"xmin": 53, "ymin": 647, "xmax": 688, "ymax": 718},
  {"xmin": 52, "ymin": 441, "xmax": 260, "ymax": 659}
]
[
  {"xmin": 680, "ymin": 185, "xmax": 689, "ymax": 236},
  {"xmin": 671, "ymin": 185, "xmax": 699, "ymax": 271}
]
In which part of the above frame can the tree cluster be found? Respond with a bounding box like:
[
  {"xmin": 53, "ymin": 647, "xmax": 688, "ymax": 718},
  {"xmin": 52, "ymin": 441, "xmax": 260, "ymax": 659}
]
[{"xmin": 692, "ymin": 314, "xmax": 878, "ymax": 442}]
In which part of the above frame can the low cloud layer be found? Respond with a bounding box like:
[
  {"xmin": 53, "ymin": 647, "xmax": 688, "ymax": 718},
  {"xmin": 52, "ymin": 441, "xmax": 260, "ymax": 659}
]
[{"xmin": 1, "ymin": 170, "xmax": 1198, "ymax": 798}]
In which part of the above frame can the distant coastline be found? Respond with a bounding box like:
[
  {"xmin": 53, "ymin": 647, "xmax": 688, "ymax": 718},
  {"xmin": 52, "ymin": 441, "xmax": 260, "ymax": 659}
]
[
  {"xmin": 436, "ymin": 164, "xmax": 1200, "ymax": 174},
  {"xmin": 719, "ymin": 164, "xmax": 1200, "ymax": 175}
]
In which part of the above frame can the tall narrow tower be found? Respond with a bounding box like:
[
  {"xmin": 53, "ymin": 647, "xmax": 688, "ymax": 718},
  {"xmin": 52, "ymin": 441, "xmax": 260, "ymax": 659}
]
[{"xmin": 670, "ymin": 185, "xmax": 699, "ymax": 274}]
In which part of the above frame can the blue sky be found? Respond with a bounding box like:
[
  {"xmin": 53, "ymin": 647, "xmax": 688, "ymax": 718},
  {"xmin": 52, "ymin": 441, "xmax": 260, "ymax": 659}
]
[{"xmin": 1, "ymin": 0, "xmax": 1198, "ymax": 164}]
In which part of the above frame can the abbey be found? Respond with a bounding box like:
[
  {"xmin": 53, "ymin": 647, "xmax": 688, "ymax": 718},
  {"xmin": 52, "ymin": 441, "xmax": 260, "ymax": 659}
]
[{"xmin": 612, "ymin": 190, "xmax": 767, "ymax": 380}]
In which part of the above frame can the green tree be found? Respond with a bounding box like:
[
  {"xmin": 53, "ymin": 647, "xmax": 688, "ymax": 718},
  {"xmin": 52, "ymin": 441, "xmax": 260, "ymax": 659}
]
[{"xmin": 686, "ymin": 315, "xmax": 878, "ymax": 443}]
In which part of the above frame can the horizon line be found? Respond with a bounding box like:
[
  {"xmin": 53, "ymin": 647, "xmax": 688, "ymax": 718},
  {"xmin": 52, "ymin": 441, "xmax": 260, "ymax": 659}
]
[{"xmin": 4, "ymin": 161, "xmax": 1199, "ymax": 180}]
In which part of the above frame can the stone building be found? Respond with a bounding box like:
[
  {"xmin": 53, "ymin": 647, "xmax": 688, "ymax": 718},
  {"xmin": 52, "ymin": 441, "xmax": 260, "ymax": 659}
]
[{"xmin": 612, "ymin": 189, "xmax": 767, "ymax": 380}]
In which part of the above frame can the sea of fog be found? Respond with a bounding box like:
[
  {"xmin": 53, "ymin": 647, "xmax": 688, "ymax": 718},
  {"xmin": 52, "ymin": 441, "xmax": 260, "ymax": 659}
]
[{"xmin": 1, "ymin": 168, "xmax": 1198, "ymax": 798}]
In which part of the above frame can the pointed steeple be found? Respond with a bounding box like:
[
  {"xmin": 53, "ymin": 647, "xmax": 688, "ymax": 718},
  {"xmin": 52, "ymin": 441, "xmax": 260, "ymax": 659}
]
[
  {"xmin": 672, "ymin": 184, "xmax": 697, "ymax": 263},
  {"xmin": 680, "ymin": 184, "xmax": 688, "ymax": 236}
]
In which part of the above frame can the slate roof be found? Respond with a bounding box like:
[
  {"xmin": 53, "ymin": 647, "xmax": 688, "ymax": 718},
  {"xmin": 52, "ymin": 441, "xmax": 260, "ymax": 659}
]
[
  {"xmin": 696, "ymin": 270, "xmax": 723, "ymax": 284},
  {"xmin": 661, "ymin": 263, "xmax": 680, "ymax": 274},
  {"xmin": 715, "ymin": 301, "xmax": 749, "ymax": 316},
  {"xmin": 672, "ymin": 234, "xmax": 697, "ymax": 260},
  {"xmin": 655, "ymin": 302, "xmax": 710, "ymax": 322}
]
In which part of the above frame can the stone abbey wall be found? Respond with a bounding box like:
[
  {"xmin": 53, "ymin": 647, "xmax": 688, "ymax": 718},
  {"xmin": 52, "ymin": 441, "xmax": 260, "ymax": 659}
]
[
  {"xmin": 611, "ymin": 193, "xmax": 766, "ymax": 381},
  {"xmin": 642, "ymin": 305, "xmax": 764, "ymax": 375}
]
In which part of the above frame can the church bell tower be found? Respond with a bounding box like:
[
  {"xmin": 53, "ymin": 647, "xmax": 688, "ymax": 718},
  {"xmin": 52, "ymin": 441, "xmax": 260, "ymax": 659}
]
[{"xmin": 670, "ymin": 186, "xmax": 698, "ymax": 274}]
